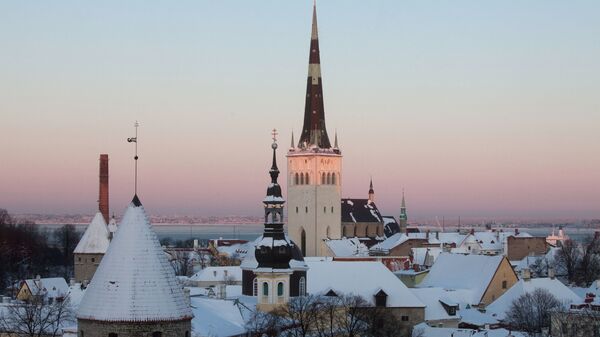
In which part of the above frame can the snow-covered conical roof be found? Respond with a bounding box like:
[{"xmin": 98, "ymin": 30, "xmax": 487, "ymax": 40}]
[
  {"xmin": 74, "ymin": 212, "xmax": 110, "ymax": 254},
  {"xmin": 77, "ymin": 195, "xmax": 193, "ymax": 322}
]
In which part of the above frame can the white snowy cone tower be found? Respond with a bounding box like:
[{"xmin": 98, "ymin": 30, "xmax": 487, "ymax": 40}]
[
  {"xmin": 77, "ymin": 195, "xmax": 192, "ymax": 337},
  {"xmin": 73, "ymin": 212, "xmax": 110, "ymax": 283}
]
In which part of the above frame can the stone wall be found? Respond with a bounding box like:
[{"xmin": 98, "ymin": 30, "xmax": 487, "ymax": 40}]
[
  {"xmin": 506, "ymin": 236, "xmax": 547, "ymax": 261},
  {"xmin": 480, "ymin": 257, "xmax": 518, "ymax": 306},
  {"xmin": 77, "ymin": 318, "xmax": 191, "ymax": 337},
  {"xmin": 74, "ymin": 253, "xmax": 104, "ymax": 283}
]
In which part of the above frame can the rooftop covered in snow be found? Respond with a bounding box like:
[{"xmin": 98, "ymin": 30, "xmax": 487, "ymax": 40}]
[
  {"xmin": 77, "ymin": 196, "xmax": 193, "ymax": 322},
  {"xmin": 73, "ymin": 212, "xmax": 110, "ymax": 254}
]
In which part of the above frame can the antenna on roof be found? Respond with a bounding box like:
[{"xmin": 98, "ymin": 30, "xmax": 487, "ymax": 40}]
[{"xmin": 127, "ymin": 121, "xmax": 140, "ymax": 195}]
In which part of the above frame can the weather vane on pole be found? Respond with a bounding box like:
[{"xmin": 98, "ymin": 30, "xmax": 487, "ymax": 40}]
[{"xmin": 127, "ymin": 121, "xmax": 140, "ymax": 195}]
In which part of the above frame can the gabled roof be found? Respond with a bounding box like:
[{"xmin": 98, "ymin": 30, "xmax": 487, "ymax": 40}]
[
  {"xmin": 411, "ymin": 287, "xmax": 462, "ymax": 322},
  {"xmin": 190, "ymin": 297, "xmax": 247, "ymax": 337},
  {"xmin": 306, "ymin": 260, "xmax": 425, "ymax": 308},
  {"xmin": 381, "ymin": 216, "xmax": 400, "ymax": 237},
  {"xmin": 190, "ymin": 266, "xmax": 242, "ymax": 283},
  {"xmin": 73, "ymin": 212, "xmax": 110, "ymax": 254},
  {"xmin": 24, "ymin": 277, "xmax": 68, "ymax": 299},
  {"xmin": 341, "ymin": 198, "xmax": 383, "ymax": 224},
  {"xmin": 418, "ymin": 253, "xmax": 511, "ymax": 305},
  {"xmin": 77, "ymin": 197, "xmax": 193, "ymax": 322},
  {"xmin": 324, "ymin": 237, "xmax": 369, "ymax": 257},
  {"xmin": 486, "ymin": 278, "xmax": 581, "ymax": 320}
]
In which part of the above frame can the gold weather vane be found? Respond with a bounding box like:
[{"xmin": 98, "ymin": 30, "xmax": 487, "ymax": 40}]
[
  {"xmin": 271, "ymin": 128, "xmax": 278, "ymax": 143},
  {"xmin": 127, "ymin": 121, "xmax": 140, "ymax": 195}
]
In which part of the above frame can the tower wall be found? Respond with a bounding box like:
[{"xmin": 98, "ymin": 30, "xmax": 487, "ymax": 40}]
[
  {"xmin": 287, "ymin": 152, "xmax": 342, "ymax": 257},
  {"xmin": 99, "ymin": 154, "xmax": 109, "ymax": 223},
  {"xmin": 74, "ymin": 253, "xmax": 104, "ymax": 283},
  {"xmin": 77, "ymin": 318, "xmax": 191, "ymax": 337}
]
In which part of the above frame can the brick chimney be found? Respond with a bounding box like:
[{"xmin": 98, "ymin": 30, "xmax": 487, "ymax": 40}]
[{"xmin": 99, "ymin": 154, "xmax": 109, "ymax": 223}]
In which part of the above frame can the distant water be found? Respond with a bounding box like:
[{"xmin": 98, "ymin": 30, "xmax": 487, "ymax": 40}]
[
  {"xmin": 39, "ymin": 223, "xmax": 264, "ymax": 245},
  {"xmin": 38, "ymin": 223, "xmax": 597, "ymax": 246}
]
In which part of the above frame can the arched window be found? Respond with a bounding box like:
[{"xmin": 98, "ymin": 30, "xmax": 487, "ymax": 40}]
[
  {"xmin": 109, "ymin": 334, "xmax": 118, "ymax": 337},
  {"xmin": 152, "ymin": 332, "xmax": 162, "ymax": 337},
  {"xmin": 322, "ymin": 172, "xmax": 326, "ymax": 185},
  {"xmin": 299, "ymin": 277, "xmax": 306, "ymax": 296},
  {"xmin": 327, "ymin": 172, "xmax": 331, "ymax": 184},
  {"xmin": 300, "ymin": 229, "xmax": 306, "ymax": 256},
  {"xmin": 185, "ymin": 332, "xmax": 190, "ymax": 337},
  {"xmin": 300, "ymin": 173, "xmax": 304, "ymax": 185},
  {"xmin": 332, "ymin": 173, "xmax": 336, "ymax": 185},
  {"xmin": 253, "ymin": 278, "xmax": 258, "ymax": 296},
  {"xmin": 305, "ymin": 173, "xmax": 310, "ymax": 185},
  {"xmin": 263, "ymin": 282, "xmax": 269, "ymax": 296},
  {"xmin": 295, "ymin": 173, "xmax": 299, "ymax": 185},
  {"xmin": 326, "ymin": 226, "xmax": 330, "ymax": 238},
  {"xmin": 277, "ymin": 282, "xmax": 284, "ymax": 297},
  {"xmin": 80, "ymin": 331, "xmax": 84, "ymax": 337}
]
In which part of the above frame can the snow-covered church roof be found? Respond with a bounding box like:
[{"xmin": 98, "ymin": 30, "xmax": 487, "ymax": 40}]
[
  {"xmin": 77, "ymin": 196, "xmax": 193, "ymax": 322},
  {"xmin": 73, "ymin": 212, "xmax": 110, "ymax": 254}
]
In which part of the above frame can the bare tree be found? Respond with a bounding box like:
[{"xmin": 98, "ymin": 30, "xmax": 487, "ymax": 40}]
[
  {"xmin": 505, "ymin": 288, "xmax": 563, "ymax": 336},
  {"xmin": 0, "ymin": 296, "xmax": 74, "ymax": 337},
  {"xmin": 275, "ymin": 294, "xmax": 321, "ymax": 337},
  {"xmin": 556, "ymin": 239, "xmax": 581, "ymax": 284},
  {"xmin": 577, "ymin": 236, "xmax": 600, "ymax": 285},
  {"xmin": 245, "ymin": 310, "xmax": 283, "ymax": 337},
  {"xmin": 169, "ymin": 250, "xmax": 194, "ymax": 277}
]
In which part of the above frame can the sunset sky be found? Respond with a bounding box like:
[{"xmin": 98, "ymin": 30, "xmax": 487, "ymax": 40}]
[{"xmin": 1, "ymin": 1, "xmax": 599, "ymax": 220}]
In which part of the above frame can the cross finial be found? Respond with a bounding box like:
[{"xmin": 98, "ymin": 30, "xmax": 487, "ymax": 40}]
[
  {"xmin": 271, "ymin": 128, "xmax": 278, "ymax": 142},
  {"xmin": 127, "ymin": 121, "xmax": 140, "ymax": 195}
]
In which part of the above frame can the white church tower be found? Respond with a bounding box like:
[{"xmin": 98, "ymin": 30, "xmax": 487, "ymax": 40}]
[{"xmin": 287, "ymin": 3, "xmax": 342, "ymax": 257}]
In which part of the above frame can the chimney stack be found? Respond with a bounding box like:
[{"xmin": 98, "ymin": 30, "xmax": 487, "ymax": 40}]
[
  {"xmin": 99, "ymin": 154, "xmax": 109, "ymax": 223},
  {"xmin": 548, "ymin": 267, "xmax": 555, "ymax": 279}
]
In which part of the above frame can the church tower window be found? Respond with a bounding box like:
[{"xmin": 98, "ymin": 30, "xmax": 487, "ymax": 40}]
[
  {"xmin": 300, "ymin": 173, "xmax": 304, "ymax": 185},
  {"xmin": 299, "ymin": 277, "xmax": 306, "ymax": 296},
  {"xmin": 305, "ymin": 173, "xmax": 310, "ymax": 185},
  {"xmin": 263, "ymin": 282, "xmax": 269, "ymax": 296},
  {"xmin": 332, "ymin": 173, "xmax": 336, "ymax": 185},
  {"xmin": 277, "ymin": 282, "xmax": 284, "ymax": 297},
  {"xmin": 295, "ymin": 173, "xmax": 299, "ymax": 185}
]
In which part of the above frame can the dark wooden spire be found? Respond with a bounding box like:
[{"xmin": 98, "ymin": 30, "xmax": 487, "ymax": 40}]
[{"xmin": 298, "ymin": 3, "xmax": 331, "ymax": 149}]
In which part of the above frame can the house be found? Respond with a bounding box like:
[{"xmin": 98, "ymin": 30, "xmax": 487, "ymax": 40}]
[
  {"xmin": 306, "ymin": 258, "xmax": 425, "ymax": 336},
  {"xmin": 340, "ymin": 198, "xmax": 386, "ymax": 238},
  {"xmin": 190, "ymin": 266, "xmax": 242, "ymax": 287},
  {"xmin": 323, "ymin": 237, "xmax": 370, "ymax": 257},
  {"xmin": 418, "ymin": 253, "xmax": 518, "ymax": 307},
  {"xmin": 486, "ymin": 275, "xmax": 581, "ymax": 321},
  {"xmin": 370, "ymin": 231, "xmax": 465, "ymax": 256},
  {"xmin": 410, "ymin": 287, "xmax": 462, "ymax": 327},
  {"xmin": 411, "ymin": 247, "xmax": 443, "ymax": 269},
  {"xmin": 17, "ymin": 276, "xmax": 69, "ymax": 303},
  {"xmin": 412, "ymin": 322, "xmax": 526, "ymax": 337}
]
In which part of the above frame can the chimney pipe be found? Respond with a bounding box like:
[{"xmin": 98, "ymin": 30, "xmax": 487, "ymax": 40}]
[{"xmin": 99, "ymin": 154, "xmax": 109, "ymax": 223}]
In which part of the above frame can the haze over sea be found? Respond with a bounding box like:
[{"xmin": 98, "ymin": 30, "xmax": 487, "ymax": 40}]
[{"xmin": 37, "ymin": 223, "xmax": 597, "ymax": 246}]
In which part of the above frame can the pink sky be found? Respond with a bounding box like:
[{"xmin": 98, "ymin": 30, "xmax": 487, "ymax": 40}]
[{"xmin": 1, "ymin": 1, "xmax": 599, "ymax": 220}]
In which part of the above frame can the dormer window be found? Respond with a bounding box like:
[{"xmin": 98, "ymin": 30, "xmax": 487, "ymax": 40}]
[
  {"xmin": 374, "ymin": 289, "xmax": 387, "ymax": 307},
  {"xmin": 325, "ymin": 289, "xmax": 337, "ymax": 297}
]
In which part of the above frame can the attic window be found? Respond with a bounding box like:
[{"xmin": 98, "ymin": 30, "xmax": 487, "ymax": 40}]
[
  {"xmin": 374, "ymin": 290, "xmax": 387, "ymax": 307},
  {"xmin": 325, "ymin": 289, "xmax": 337, "ymax": 297}
]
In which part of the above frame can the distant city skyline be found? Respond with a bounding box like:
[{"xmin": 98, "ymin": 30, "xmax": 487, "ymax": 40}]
[{"xmin": 1, "ymin": 1, "xmax": 599, "ymax": 219}]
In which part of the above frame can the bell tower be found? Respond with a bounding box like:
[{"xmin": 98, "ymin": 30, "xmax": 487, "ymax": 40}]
[{"xmin": 287, "ymin": 2, "xmax": 342, "ymax": 257}]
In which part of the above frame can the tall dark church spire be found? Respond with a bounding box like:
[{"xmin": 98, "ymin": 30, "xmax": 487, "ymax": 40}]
[{"xmin": 298, "ymin": 2, "xmax": 331, "ymax": 149}]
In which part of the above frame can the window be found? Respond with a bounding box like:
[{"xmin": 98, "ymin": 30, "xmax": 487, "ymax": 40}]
[
  {"xmin": 277, "ymin": 282, "xmax": 284, "ymax": 297},
  {"xmin": 78, "ymin": 257, "xmax": 81, "ymax": 262},
  {"xmin": 185, "ymin": 332, "xmax": 190, "ymax": 337},
  {"xmin": 253, "ymin": 278, "xmax": 258, "ymax": 296},
  {"xmin": 91, "ymin": 258, "xmax": 95, "ymax": 263},
  {"xmin": 332, "ymin": 173, "xmax": 336, "ymax": 185},
  {"xmin": 109, "ymin": 333, "xmax": 118, "ymax": 337},
  {"xmin": 295, "ymin": 173, "xmax": 299, "ymax": 185},
  {"xmin": 327, "ymin": 172, "xmax": 331, "ymax": 184},
  {"xmin": 301, "ymin": 229, "xmax": 306, "ymax": 256},
  {"xmin": 331, "ymin": 206, "xmax": 334, "ymax": 213},
  {"xmin": 263, "ymin": 282, "xmax": 269, "ymax": 296},
  {"xmin": 502, "ymin": 280, "xmax": 507, "ymax": 289},
  {"xmin": 322, "ymin": 173, "xmax": 326, "ymax": 185},
  {"xmin": 152, "ymin": 332, "xmax": 162, "ymax": 337},
  {"xmin": 305, "ymin": 206, "xmax": 308, "ymax": 213},
  {"xmin": 305, "ymin": 173, "xmax": 309, "ymax": 185},
  {"xmin": 374, "ymin": 290, "xmax": 387, "ymax": 307},
  {"xmin": 299, "ymin": 277, "xmax": 306, "ymax": 296},
  {"xmin": 401, "ymin": 316, "xmax": 409, "ymax": 322},
  {"xmin": 296, "ymin": 206, "xmax": 299, "ymax": 213},
  {"xmin": 80, "ymin": 331, "xmax": 84, "ymax": 337},
  {"xmin": 324, "ymin": 206, "xmax": 326, "ymax": 213},
  {"xmin": 300, "ymin": 173, "xmax": 304, "ymax": 185}
]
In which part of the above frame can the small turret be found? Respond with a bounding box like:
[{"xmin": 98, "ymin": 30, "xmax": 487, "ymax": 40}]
[{"xmin": 368, "ymin": 178, "xmax": 375, "ymax": 204}]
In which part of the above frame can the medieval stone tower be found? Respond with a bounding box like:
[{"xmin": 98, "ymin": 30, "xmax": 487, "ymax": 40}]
[{"xmin": 287, "ymin": 3, "xmax": 342, "ymax": 257}]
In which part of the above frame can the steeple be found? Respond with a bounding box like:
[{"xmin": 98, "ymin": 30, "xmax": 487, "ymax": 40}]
[
  {"xmin": 400, "ymin": 189, "xmax": 407, "ymax": 221},
  {"xmin": 298, "ymin": 1, "xmax": 331, "ymax": 149},
  {"xmin": 256, "ymin": 130, "xmax": 293, "ymax": 269},
  {"xmin": 368, "ymin": 178, "xmax": 375, "ymax": 203}
]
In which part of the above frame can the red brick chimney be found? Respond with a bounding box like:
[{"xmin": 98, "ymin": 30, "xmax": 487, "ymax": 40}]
[{"xmin": 99, "ymin": 154, "xmax": 109, "ymax": 223}]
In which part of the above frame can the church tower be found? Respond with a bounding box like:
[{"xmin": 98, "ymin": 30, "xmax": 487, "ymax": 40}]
[
  {"xmin": 287, "ymin": 3, "xmax": 342, "ymax": 257},
  {"xmin": 399, "ymin": 190, "xmax": 408, "ymax": 232}
]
